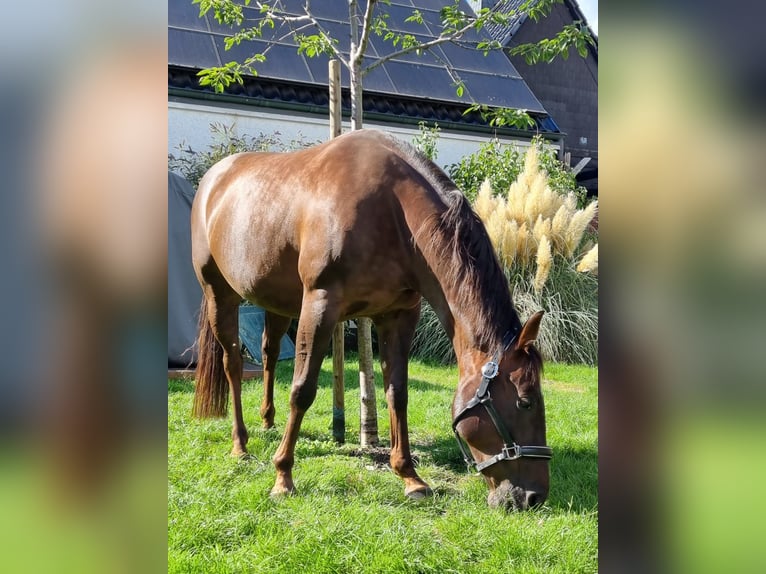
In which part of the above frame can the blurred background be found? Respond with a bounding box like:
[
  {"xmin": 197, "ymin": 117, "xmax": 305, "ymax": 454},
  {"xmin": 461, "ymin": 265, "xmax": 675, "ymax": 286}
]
[
  {"xmin": 0, "ymin": 0, "xmax": 764, "ymax": 572},
  {"xmin": 599, "ymin": 1, "xmax": 766, "ymax": 572},
  {"xmin": 0, "ymin": 1, "xmax": 167, "ymax": 572}
]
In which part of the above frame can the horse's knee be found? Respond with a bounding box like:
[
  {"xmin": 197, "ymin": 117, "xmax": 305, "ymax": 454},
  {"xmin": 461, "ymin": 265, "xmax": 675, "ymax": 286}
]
[{"xmin": 290, "ymin": 381, "xmax": 317, "ymax": 411}]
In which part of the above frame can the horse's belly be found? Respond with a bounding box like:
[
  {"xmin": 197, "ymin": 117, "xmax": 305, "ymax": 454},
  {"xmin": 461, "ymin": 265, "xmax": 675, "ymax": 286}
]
[
  {"xmin": 241, "ymin": 274, "xmax": 303, "ymax": 317},
  {"xmin": 224, "ymin": 251, "xmax": 303, "ymax": 317}
]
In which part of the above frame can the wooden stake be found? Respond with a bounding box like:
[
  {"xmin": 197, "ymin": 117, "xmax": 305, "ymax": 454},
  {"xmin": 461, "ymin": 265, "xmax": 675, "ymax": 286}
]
[{"xmin": 328, "ymin": 60, "xmax": 346, "ymax": 444}]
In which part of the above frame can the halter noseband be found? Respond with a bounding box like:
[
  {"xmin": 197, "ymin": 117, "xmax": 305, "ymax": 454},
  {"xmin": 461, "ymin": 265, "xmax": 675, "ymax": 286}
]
[{"xmin": 451, "ymin": 332, "xmax": 553, "ymax": 472}]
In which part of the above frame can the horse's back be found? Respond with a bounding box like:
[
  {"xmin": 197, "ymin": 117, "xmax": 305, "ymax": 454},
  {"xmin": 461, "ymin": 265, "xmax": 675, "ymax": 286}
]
[{"xmin": 191, "ymin": 130, "xmax": 433, "ymax": 317}]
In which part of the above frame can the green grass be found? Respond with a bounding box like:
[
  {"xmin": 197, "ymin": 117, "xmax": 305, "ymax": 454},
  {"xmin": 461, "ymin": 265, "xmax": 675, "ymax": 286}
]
[{"xmin": 169, "ymin": 357, "xmax": 597, "ymax": 573}]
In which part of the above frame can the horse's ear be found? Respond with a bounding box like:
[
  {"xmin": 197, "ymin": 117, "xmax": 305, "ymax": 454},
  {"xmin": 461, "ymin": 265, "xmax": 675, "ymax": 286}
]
[{"xmin": 515, "ymin": 310, "xmax": 545, "ymax": 351}]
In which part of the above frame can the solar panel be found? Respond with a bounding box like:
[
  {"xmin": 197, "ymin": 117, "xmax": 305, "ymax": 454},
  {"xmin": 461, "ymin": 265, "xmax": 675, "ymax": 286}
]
[
  {"xmin": 455, "ymin": 71, "xmax": 545, "ymax": 112},
  {"xmin": 439, "ymin": 41, "xmax": 518, "ymax": 75},
  {"xmin": 384, "ymin": 60, "xmax": 469, "ymax": 103},
  {"xmin": 168, "ymin": 0, "xmax": 210, "ymax": 32},
  {"xmin": 168, "ymin": 0, "xmax": 551, "ymax": 117},
  {"xmin": 169, "ymin": 28, "xmax": 220, "ymax": 68},
  {"xmin": 370, "ymin": 33, "xmax": 446, "ymax": 66},
  {"xmin": 214, "ymin": 37, "xmax": 314, "ymax": 84}
]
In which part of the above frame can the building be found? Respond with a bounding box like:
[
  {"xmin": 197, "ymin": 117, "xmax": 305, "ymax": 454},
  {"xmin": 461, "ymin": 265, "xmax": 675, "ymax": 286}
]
[
  {"xmin": 479, "ymin": 0, "xmax": 598, "ymax": 194},
  {"xmin": 168, "ymin": 0, "xmax": 568, "ymax": 169}
]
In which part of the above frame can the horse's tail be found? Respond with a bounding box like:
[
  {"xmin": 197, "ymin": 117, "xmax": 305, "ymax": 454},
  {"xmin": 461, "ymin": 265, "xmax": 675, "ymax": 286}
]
[{"xmin": 192, "ymin": 295, "xmax": 229, "ymax": 418}]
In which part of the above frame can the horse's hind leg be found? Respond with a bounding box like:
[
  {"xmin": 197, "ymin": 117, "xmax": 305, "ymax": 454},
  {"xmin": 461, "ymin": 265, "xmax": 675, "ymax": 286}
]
[
  {"xmin": 260, "ymin": 311, "xmax": 291, "ymax": 428},
  {"xmin": 373, "ymin": 306, "xmax": 432, "ymax": 498},
  {"xmin": 203, "ymin": 283, "xmax": 249, "ymax": 456},
  {"xmin": 271, "ymin": 287, "xmax": 340, "ymax": 496}
]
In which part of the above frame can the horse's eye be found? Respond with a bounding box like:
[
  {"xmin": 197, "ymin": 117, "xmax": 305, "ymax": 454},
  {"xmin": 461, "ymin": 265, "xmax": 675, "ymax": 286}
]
[{"xmin": 516, "ymin": 397, "xmax": 533, "ymax": 410}]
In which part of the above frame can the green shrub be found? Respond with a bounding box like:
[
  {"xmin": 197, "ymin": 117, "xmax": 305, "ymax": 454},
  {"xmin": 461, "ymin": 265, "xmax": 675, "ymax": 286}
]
[
  {"xmin": 447, "ymin": 135, "xmax": 588, "ymax": 207},
  {"xmin": 411, "ymin": 121, "xmax": 441, "ymax": 161},
  {"xmin": 447, "ymin": 138, "xmax": 522, "ymax": 203},
  {"xmin": 168, "ymin": 122, "xmax": 320, "ymax": 188}
]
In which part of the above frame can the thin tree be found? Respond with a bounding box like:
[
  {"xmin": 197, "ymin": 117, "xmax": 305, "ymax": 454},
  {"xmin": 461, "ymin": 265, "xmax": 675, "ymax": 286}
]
[{"xmin": 192, "ymin": 0, "xmax": 594, "ymax": 445}]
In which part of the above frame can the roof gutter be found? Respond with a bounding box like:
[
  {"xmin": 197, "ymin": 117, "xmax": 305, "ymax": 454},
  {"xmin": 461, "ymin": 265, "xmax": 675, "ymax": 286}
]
[{"xmin": 168, "ymin": 85, "xmax": 563, "ymax": 144}]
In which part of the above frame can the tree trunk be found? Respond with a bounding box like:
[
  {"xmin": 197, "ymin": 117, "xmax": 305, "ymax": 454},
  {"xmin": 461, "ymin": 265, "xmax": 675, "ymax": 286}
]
[
  {"xmin": 328, "ymin": 59, "xmax": 346, "ymax": 444},
  {"xmin": 348, "ymin": 48, "xmax": 379, "ymax": 446}
]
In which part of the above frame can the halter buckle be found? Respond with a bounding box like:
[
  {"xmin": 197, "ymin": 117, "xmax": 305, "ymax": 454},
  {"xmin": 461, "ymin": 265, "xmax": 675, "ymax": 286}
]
[
  {"xmin": 481, "ymin": 361, "xmax": 499, "ymax": 379},
  {"xmin": 502, "ymin": 444, "xmax": 523, "ymax": 461}
]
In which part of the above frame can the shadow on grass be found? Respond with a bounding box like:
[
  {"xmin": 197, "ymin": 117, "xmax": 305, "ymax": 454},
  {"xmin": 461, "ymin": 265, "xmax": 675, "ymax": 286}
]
[
  {"xmin": 413, "ymin": 434, "xmax": 598, "ymax": 512},
  {"xmin": 312, "ymin": 366, "xmax": 444, "ymax": 392},
  {"xmin": 168, "ymin": 358, "xmax": 446, "ymax": 395}
]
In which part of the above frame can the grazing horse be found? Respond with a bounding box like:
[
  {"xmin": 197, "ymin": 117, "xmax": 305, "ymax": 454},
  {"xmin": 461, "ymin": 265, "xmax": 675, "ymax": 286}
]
[{"xmin": 190, "ymin": 129, "xmax": 551, "ymax": 510}]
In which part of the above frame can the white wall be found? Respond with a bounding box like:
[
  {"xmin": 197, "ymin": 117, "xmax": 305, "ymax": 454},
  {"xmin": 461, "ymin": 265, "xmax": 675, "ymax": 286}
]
[{"xmin": 168, "ymin": 98, "xmax": 551, "ymax": 174}]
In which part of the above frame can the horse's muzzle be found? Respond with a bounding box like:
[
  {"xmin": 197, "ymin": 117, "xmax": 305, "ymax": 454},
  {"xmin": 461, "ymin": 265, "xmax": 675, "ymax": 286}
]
[{"xmin": 487, "ymin": 483, "xmax": 547, "ymax": 511}]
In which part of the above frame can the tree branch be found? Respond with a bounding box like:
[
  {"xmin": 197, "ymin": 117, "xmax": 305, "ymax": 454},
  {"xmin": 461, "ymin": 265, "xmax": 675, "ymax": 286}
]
[
  {"xmin": 349, "ymin": 0, "xmax": 359, "ymax": 56},
  {"xmin": 362, "ymin": 2, "xmax": 507, "ymax": 75},
  {"xmin": 363, "ymin": 23, "xmax": 473, "ymax": 75},
  {"xmin": 302, "ymin": 0, "xmax": 347, "ymax": 65},
  {"xmin": 252, "ymin": 1, "xmax": 311, "ymax": 24},
  {"xmin": 355, "ymin": 0, "xmax": 378, "ymax": 65}
]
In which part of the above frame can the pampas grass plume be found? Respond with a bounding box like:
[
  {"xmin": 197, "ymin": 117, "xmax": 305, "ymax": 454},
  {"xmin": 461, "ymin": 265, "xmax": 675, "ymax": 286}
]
[
  {"xmin": 565, "ymin": 201, "xmax": 598, "ymax": 258},
  {"xmin": 534, "ymin": 235, "xmax": 553, "ymax": 293},
  {"xmin": 500, "ymin": 219, "xmax": 518, "ymax": 268},
  {"xmin": 577, "ymin": 243, "xmax": 599, "ymax": 275},
  {"xmin": 474, "ymin": 179, "xmax": 497, "ymax": 221}
]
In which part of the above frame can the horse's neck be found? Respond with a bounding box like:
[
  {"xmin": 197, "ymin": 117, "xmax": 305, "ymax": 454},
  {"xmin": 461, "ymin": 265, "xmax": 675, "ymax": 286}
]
[
  {"xmin": 407, "ymin": 203, "xmax": 501, "ymax": 360},
  {"xmin": 418, "ymin": 279, "xmax": 475, "ymax": 361}
]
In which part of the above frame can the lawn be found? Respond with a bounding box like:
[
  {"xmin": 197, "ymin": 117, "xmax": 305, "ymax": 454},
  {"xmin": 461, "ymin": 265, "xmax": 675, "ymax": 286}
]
[{"xmin": 168, "ymin": 357, "xmax": 597, "ymax": 573}]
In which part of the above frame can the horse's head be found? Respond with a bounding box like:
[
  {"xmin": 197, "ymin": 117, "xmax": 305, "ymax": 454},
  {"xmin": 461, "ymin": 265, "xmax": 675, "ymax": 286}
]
[{"xmin": 452, "ymin": 311, "xmax": 550, "ymax": 511}]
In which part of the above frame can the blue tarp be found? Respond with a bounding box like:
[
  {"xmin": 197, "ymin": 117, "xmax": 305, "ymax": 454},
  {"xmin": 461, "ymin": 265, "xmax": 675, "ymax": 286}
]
[{"xmin": 238, "ymin": 306, "xmax": 295, "ymax": 364}]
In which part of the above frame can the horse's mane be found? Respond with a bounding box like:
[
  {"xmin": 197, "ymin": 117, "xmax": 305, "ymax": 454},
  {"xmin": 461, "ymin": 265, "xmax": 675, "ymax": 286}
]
[{"xmin": 379, "ymin": 132, "xmax": 522, "ymax": 351}]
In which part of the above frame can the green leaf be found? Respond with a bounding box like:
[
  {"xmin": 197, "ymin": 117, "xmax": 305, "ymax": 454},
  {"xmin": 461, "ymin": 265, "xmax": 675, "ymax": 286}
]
[{"xmin": 405, "ymin": 9, "xmax": 424, "ymax": 24}]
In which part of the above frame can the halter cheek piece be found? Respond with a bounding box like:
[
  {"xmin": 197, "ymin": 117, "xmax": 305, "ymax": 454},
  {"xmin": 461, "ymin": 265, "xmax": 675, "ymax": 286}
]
[{"xmin": 451, "ymin": 331, "xmax": 553, "ymax": 472}]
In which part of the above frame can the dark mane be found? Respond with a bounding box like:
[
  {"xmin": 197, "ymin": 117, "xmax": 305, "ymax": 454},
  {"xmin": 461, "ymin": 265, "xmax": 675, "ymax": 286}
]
[{"xmin": 382, "ymin": 133, "xmax": 522, "ymax": 351}]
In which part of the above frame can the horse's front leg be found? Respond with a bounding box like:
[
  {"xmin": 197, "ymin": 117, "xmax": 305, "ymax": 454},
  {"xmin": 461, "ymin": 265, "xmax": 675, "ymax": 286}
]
[
  {"xmin": 373, "ymin": 306, "xmax": 433, "ymax": 498},
  {"xmin": 260, "ymin": 311, "xmax": 292, "ymax": 428},
  {"xmin": 270, "ymin": 287, "xmax": 340, "ymax": 496}
]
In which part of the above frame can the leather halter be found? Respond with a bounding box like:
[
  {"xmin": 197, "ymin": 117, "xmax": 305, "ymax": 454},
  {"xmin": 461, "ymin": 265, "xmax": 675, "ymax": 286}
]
[{"xmin": 451, "ymin": 332, "xmax": 553, "ymax": 472}]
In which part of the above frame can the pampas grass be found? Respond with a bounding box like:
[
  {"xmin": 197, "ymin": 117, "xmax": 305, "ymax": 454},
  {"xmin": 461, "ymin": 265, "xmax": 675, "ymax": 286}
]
[
  {"xmin": 534, "ymin": 235, "xmax": 553, "ymax": 294},
  {"xmin": 478, "ymin": 144, "xmax": 599, "ymax": 364},
  {"xmin": 577, "ymin": 244, "xmax": 599, "ymax": 275},
  {"xmin": 479, "ymin": 150, "xmax": 598, "ymax": 276},
  {"xmin": 412, "ymin": 140, "xmax": 599, "ymax": 366}
]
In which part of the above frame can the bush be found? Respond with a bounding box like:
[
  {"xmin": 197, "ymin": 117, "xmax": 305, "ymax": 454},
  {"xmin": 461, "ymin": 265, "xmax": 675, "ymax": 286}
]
[
  {"xmin": 411, "ymin": 121, "xmax": 441, "ymax": 161},
  {"xmin": 447, "ymin": 135, "xmax": 588, "ymax": 207},
  {"xmin": 168, "ymin": 122, "xmax": 320, "ymax": 187}
]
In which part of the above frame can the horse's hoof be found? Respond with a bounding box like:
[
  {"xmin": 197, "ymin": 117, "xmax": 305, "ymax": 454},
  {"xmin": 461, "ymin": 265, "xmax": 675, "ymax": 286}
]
[
  {"xmin": 405, "ymin": 485, "xmax": 433, "ymax": 499},
  {"xmin": 230, "ymin": 448, "xmax": 248, "ymax": 458},
  {"xmin": 269, "ymin": 485, "xmax": 296, "ymax": 498}
]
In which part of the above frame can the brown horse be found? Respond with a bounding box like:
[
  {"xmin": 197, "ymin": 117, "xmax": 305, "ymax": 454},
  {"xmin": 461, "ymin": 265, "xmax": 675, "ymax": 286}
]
[{"xmin": 190, "ymin": 129, "xmax": 551, "ymax": 510}]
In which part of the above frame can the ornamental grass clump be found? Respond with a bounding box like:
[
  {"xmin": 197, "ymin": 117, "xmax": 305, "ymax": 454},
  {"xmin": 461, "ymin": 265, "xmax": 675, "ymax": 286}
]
[{"xmin": 474, "ymin": 145, "xmax": 599, "ymax": 365}]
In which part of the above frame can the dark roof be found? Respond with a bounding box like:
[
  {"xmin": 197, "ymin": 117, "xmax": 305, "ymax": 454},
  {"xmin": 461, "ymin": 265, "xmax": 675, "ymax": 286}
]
[
  {"xmin": 482, "ymin": 0, "xmax": 598, "ymax": 54},
  {"xmin": 483, "ymin": 0, "xmax": 530, "ymax": 45},
  {"xmin": 168, "ymin": 0, "xmax": 560, "ymax": 133}
]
